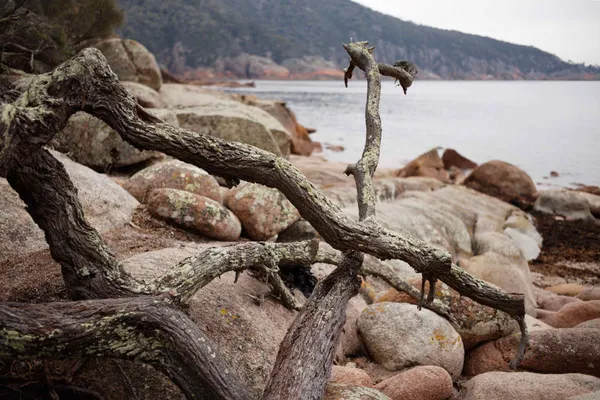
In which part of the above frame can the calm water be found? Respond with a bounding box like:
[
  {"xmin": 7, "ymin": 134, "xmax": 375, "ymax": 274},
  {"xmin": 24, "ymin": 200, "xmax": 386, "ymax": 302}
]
[{"xmin": 225, "ymin": 80, "xmax": 600, "ymax": 188}]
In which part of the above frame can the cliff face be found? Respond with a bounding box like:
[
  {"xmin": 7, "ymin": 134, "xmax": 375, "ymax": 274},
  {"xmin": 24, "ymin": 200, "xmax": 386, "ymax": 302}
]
[{"xmin": 117, "ymin": 0, "xmax": 600, "ymax": 80}]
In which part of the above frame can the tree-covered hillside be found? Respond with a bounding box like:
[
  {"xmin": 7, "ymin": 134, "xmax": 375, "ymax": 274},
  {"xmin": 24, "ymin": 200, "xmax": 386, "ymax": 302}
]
[{"xmin": 118, "ymin": 0, "xmax": 599, "ymax": 79}]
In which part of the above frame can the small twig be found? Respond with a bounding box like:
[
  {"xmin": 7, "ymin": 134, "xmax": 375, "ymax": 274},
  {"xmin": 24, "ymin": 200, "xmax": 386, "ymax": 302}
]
[
  {"xmin": 509, "ymin": 315, "xmax": 530, "ymax": 369},
  {"xmin": 418, "ymin": 276, "xmax": 427, "ymax": 310},
  {"xmin": 258, "ymin": 258, "xmax": 301, "ymax": 311},
  {"xmin": 359, "ymin": 262, "xmax": 457, "ymax": 325},
  {"xmin": 426, "ymin": 276, "xmax": 437, "ymax": 304},
  {"xmin": 128, "ymin": 221, "xmax": 143, "ymax": 231},
  {"xmin": 246, "ymin": 293, "xmax": 265, "ymax": 306}
]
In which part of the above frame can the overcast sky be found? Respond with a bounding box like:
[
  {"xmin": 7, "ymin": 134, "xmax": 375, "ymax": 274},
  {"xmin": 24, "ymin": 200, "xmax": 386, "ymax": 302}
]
[{"xmin": 354, "ymin": 0, "xmax": 600, "ymax": 65}]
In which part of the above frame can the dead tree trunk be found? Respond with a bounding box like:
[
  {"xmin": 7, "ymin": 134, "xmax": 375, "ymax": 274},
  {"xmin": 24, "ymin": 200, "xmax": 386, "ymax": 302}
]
[{"xmin": 0, "ymin": 42, "xmax": 528, "ymax": 399}]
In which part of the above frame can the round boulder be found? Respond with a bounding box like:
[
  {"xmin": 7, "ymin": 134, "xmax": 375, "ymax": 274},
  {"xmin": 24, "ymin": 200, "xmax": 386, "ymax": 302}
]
[
  {"xmin": 172, "ymin": 95, "xmax": 292, "ymax": 158},
  {"xmin": 374, "ymin": 277, "xmax": 519, "ymax": 350},
  {"xmin": 94, "ymin": 38, "xmax": 162, "ymax": 90},
  {"xmin": 374, "ymin": 366, "xmax": 453, "ymax": 400},
  {"xmin": 124, "ymin": 160, "xmax": 222, "ymax": 204},
  {"xmin": 357, "ymin": 302, "xmax": 464, "ymax": 379},
  {"xmin": 460, "ymin": 372, "xmax": 600, "ymax": 400},
  {"xmin": 576, "ymin": 319, "xmax": 600, "ymax": 329},
  {"xmin": 121, "ymin": 81, "xmax": 166, "ymax": 108},
  {"xmin": 324, "ymin": 384, "xmax": 391, "ymax": 400},
  {"xmin": 463, "ymin": 251, "xmax": 537, "ymax": 316},
  {"xmin": 465, "ymin": 328, "xmax": 600, "ymax": 377},
  {"xmin": 147, "ymin": 188, "xmax": 241, "ymax": 240},
  {"xmin": 537, "ymin": 300, "xmax": 600, "ymax": 328},
  {"xmin": 395, "ymin": 148, "xmax": 449, "ymax": 183},
  {"xmin": 53, "ymin": 111, "xmax": 160, "ymax": 169},
  {"xmin": 464, "ymin": 160, "xmax": 536, "ymax": 203},
  {"xmin": 225, "ymin": 182, "xmax": 300, "ymax": 241},
  {"xmin": 330, "ymin": 366, "xmax": 373, "ymax": 387},
  {"xmin": 442, "ymin": 148, "xmax": 477, "ymax": 170},
  {"xmin": 534, "ymin": 190, "xmax": 595, "ymax": 221}
]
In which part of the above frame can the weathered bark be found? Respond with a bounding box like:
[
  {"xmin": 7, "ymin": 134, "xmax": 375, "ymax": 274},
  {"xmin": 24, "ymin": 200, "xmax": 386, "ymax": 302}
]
[
  {"xmin": 7, "ymin": 148, "xmax": 319, "ymax": 304},
  {"xmin": 360, "ymin": 260, "xmax": 455, "ymax": 323},
  {"xmin": 0, "ymin": 42, "xmax": 530, "ymax": 399},
  {"xmin": 263, "ymin": 41, "xmax": 399, "ymax": 399},
  {"xmin": 0, "ymin": 48, "xmax": 451, "ymax": 275},
  {"xmin": 0, "ymin": 295, "xmax": 251, "ymax": 400},
  {"xmin": 7, "ymin": 149, "xmax": 129, "ymax": 299},
  {"xmin": 0, "ymin": 48, "xmax": 521, "ymax": 308},
  {"xmin": 263, "ymin": 251, "xmax": 363, "ymax": 400}
]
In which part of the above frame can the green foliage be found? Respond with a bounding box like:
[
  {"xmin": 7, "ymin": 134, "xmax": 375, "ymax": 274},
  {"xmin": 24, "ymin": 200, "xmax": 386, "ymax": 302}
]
[
  {"xmin": 38, "ymin": 0, "xmax": 125, "ymax": 44},
  {"xmin": 117, "ymin": 0, "xmax": 597, "ymax": 78},
  {"xmin": 0, "ymin": 0, "xmax": 124, "ymax": 72}
]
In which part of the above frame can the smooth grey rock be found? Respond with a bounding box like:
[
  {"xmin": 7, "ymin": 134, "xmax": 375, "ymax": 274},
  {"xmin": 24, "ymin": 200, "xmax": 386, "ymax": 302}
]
[
  {"xmin": 535, "ymin": 190, "xmax": 595, "ymax": 221},
  {"xmin": 357, "ymin": 302, "xmax": 464, "ymax": 379},
  {"xmin": 0, "ymin": 150, "xmax": 138, "ymax": 262}
]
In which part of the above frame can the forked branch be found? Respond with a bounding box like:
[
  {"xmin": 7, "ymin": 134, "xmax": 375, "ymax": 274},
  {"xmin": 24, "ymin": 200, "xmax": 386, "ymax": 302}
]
[{"xmin": 6, "ymin": 148, "xmax": 315, "ymax": 306}]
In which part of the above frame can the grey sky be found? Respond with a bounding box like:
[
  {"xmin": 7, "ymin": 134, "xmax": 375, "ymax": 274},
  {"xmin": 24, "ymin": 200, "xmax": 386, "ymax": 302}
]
[{"xmin": 354, "ymin": 0, "xmax": 600, "ymax": 65}]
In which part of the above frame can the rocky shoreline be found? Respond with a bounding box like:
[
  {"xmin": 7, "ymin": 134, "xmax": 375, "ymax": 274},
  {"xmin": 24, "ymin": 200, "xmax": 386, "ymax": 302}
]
[{"xmin": 2, "ymin": 38, "xmax": 600, "ymax": 400}]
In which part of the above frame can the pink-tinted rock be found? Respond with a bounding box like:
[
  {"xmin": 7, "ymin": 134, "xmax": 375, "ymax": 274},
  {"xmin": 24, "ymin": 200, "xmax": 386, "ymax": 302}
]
[
  {"xmin": 461, "ymin": 371, "xmax": 600, "ymax": 400},
  {"xmin": 374, "ymin": 277, "xmax": 518, "ymax": 350},
  {"xmin": 225, "ymin": 182, "xmax": 300, "ymax": 240},
  {"xmin": 525, "ymin": 315, "xmax": 555, "ymax": 332},
  {"xmin": 465, "ymin": 328, "xmax": 600, "ymax": 377},
  {"xmin": 324, "ymin": 384, "xmax": 390, "ymax": 400},
  {"xmin": 578, "ymin": 287, "xmax": 600, "ymax": 301},
  {"xmin": 124, "ymin": 160, "xmax": 222, "ymax": 204},
  {"xmin": 463, "ymin": 251, "xmax": 537, "ymax": 316},
  {"xmin": 147, "ymin": 188, "xmax": 241, "ymax": 240},
  {"xmin": 395, "ymin": 148, "xmax": 450, "ymax": 183},
  {"xmin": 374, "ymin": 366, "xmax": 453, "ymax": 400},
  {"xmin": 357, "ymin": 302, "xmax": 464, "ymax": 379},
  {"xmin": 335, "ymin": 296, "xmax": 367, "ymax": 362},
  {"xmin": 121, "ymin": 81, "xmax": 166, "ymax": 108},
  {"xmin": 442, "ymin": 148, "xmax": 477, "ymax": 170},
  {"xmin": 546, "ymin": 283, "xmax": 589, "ymax": 297},
  {"xmin": 576, "ymin": 318, "xmax": 600, "ymax": 329},
  {"xmin": 464, "ymin": 160, "xmax": 536, "ymax": 203},
  {"xmin": 330, "ymin": 366, "xmax": 373, "ymax": 387},
  {"xmin": 538, "ymin": 300, "xmax": 600, "ymax": 328},
  {"xmin": 540, "ymin": 294, "xmax": 583, "ymax": 312},
  {"xmin": 94, "ymin": 38, "xmax": 162, "ymax": 90}
]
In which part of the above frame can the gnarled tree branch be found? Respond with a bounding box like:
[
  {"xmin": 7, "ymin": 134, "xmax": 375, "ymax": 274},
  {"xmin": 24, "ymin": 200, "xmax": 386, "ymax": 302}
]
[
  {"xmin": 0, "ymin": 48, "xmax": 452, "ymax": 276},
  {"xmin": 6, "ymin": 148, "xmax": 316, "ymax": 305},
  {"xmin": 0, "ymin": 43, "xmax": 530, "ymax": 400},
  {"xmin": 0, "ymin": 295, "xmax": 251, "ymax": 400}
]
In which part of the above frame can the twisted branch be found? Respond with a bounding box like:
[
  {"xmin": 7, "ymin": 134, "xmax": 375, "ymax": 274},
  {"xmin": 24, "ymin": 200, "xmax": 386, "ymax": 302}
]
[
  {"xmin": 0, "ymin": 43, "xmax": 530, "ymax": 400},
  {"xmin": 6, "ymin": 148, "xmax": 317, "ymax": 305},
  {"xmin": 0, "ymin": 48, "xmax": 451, "ymax": 276},
  {"xmin": 0, "ymin": 295, "xmax": 251, "ymax": 400}
]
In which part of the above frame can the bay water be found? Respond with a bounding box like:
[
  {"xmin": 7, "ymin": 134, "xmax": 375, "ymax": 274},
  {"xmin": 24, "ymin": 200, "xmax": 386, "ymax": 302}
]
[{"xmin": 225, "ymin": 80, "xmax": 600, "ymax": 188}]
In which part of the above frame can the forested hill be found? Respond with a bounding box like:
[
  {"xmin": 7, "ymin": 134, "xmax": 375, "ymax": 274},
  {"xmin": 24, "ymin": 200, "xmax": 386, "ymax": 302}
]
[{"xmin": 117, "ymin": 0, "xmax": 600, "ymax": 80}]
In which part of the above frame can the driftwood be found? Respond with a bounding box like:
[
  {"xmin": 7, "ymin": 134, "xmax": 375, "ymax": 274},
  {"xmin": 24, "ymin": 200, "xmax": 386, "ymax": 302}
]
[{"xmin": 0, "ymin": 42, "xmax": 528, "ymax": 399}]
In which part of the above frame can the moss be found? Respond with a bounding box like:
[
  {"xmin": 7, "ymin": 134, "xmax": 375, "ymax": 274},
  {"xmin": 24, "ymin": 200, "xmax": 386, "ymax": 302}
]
[{"xmin": 0, "ymin": 329, "xmax": 38, "ymax": 352}]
